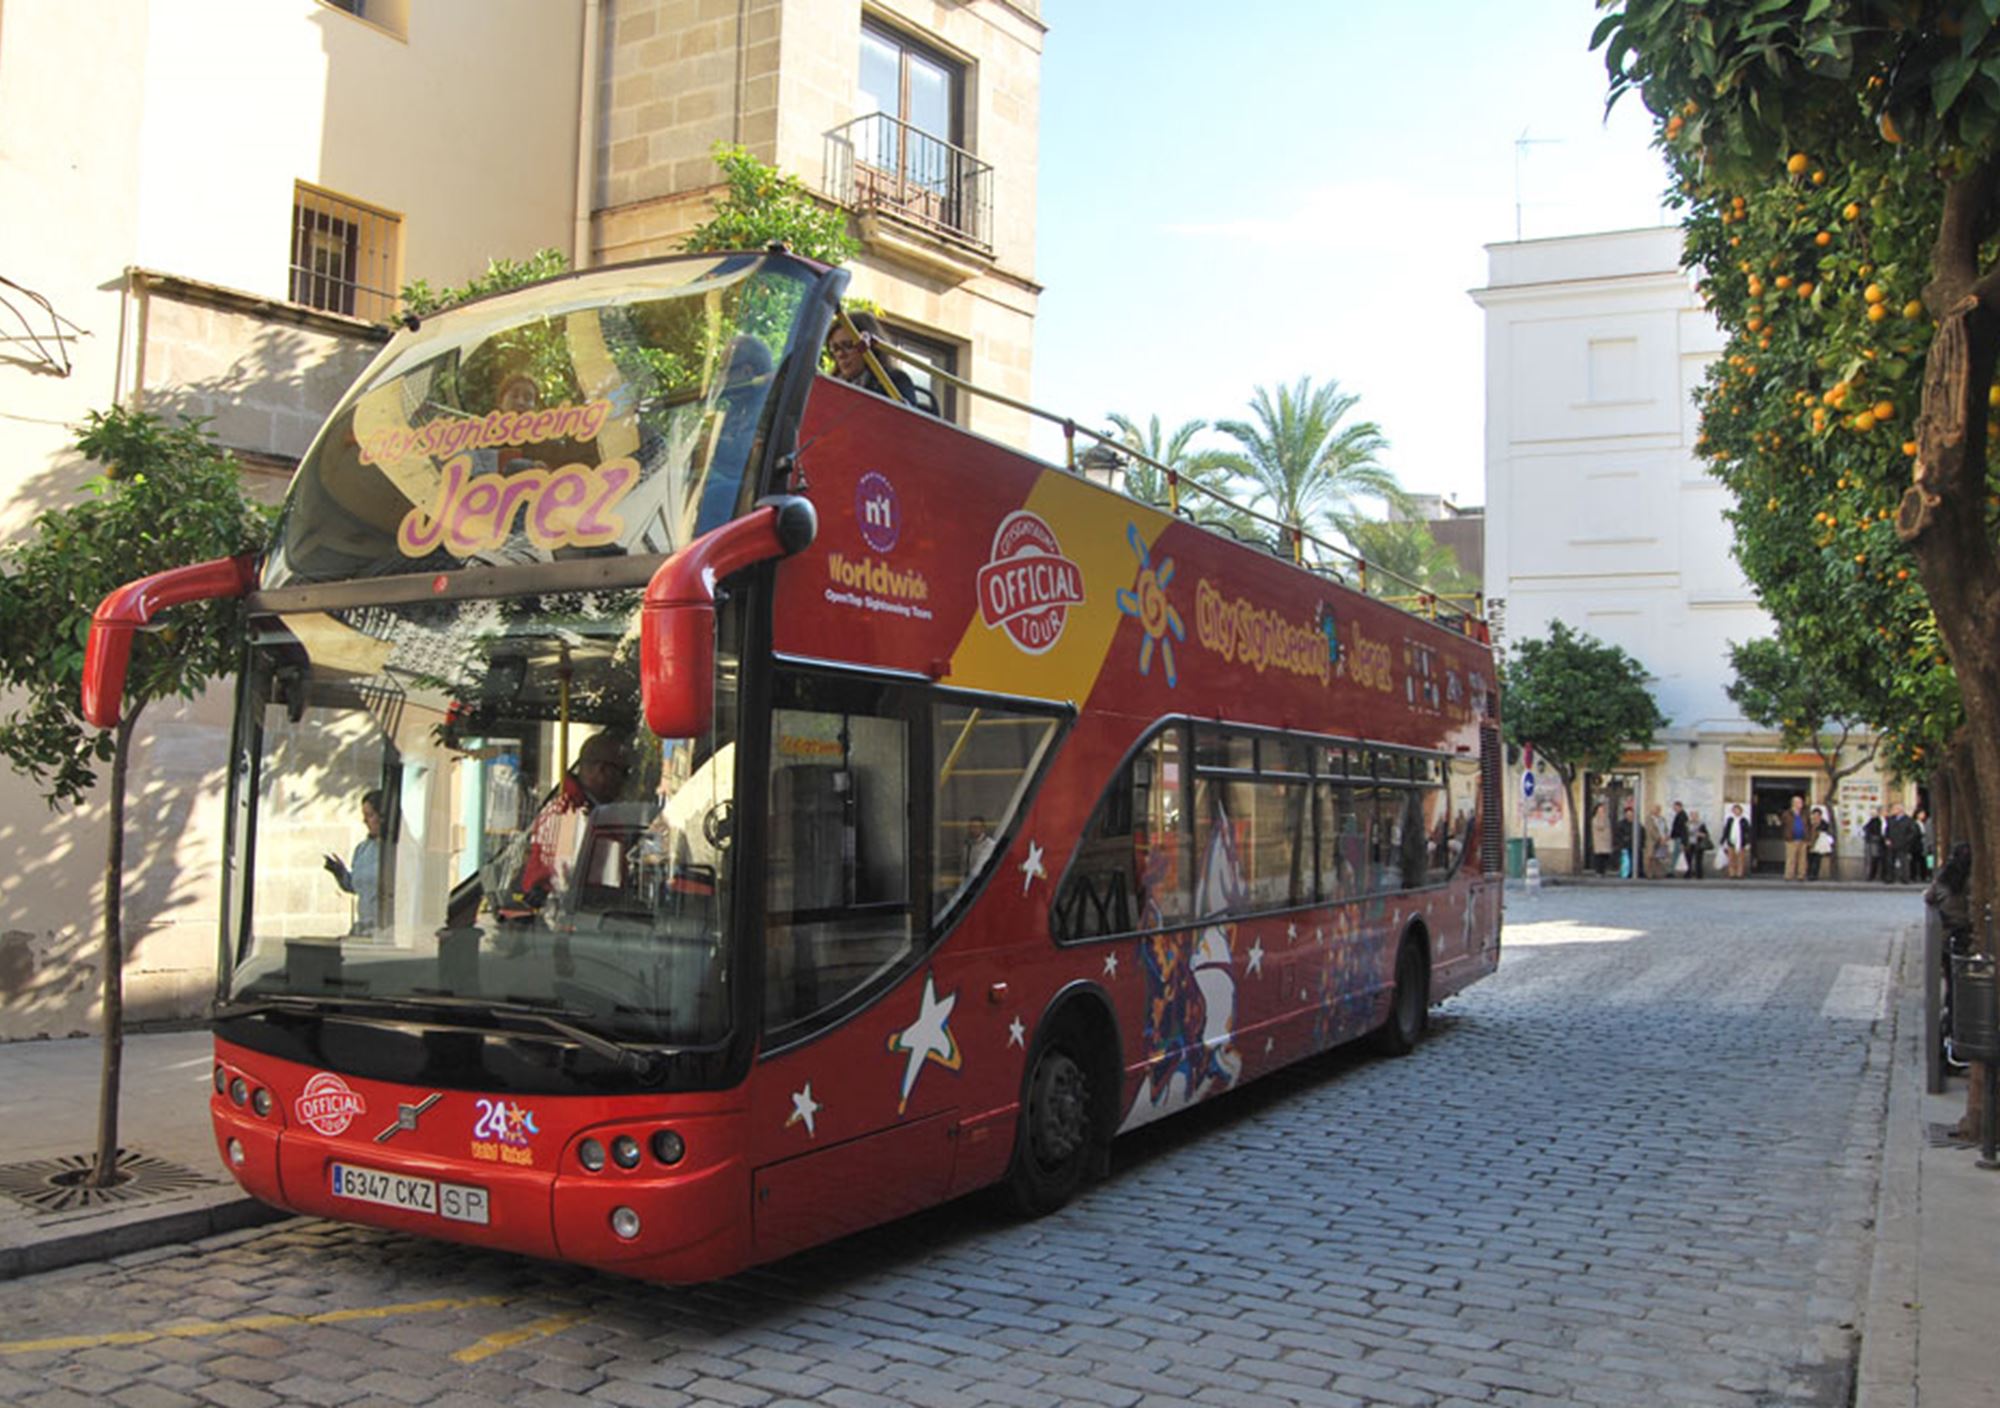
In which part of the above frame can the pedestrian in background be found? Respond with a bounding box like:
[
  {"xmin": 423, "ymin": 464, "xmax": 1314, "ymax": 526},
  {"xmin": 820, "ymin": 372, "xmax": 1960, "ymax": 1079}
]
[
  {"xmin": 1784, "ymin": 794, "xmax": 1809, "ymax": 881},
  {"xmin": 1590, "ymin": 799, "xmax": 1613, "ymax": 876},
  {"xmin": 1885, "ymin": 802, "xmax": 1916, "ymax": 883},
  {"xmin": 1646, "ymin": 803, "xmax": 1672, "ymax": 881},
  {"xmin": 1720, "ymin": 802, "xmax": 1752, "ymax": 878},
  {"xmin": 1863, "ymin": 808, "xmax": 1884, "ymax": 882},
  {"xmin": 1688, "ymin": 814, "xmax": 1713, "ymax": 880},
  {"xmin": 1617, "ymin": 802, "xmax": 1640, "ymax": 877},
  {"xmin": 1913, "ymin": 808, "xmax": 1934, "ymax": 881},
  {"xmin": 1807, "ymin": 805, "xmax": 1834, "ymax": 881},
  {"xmin": 1670, "ymin": 801, "xmax": 1691, "ymax": 878}
]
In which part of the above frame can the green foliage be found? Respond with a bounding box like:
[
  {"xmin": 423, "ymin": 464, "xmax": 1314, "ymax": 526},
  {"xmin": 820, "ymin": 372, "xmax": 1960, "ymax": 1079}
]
[
  {"xmin": 1726, "ymin": 633, "xmax": 1881, "ymax": 791},
  {"xmin": 683, "ymin": 143, "xmax": 858, "ymax": 266},
  {"xmin": 1104, "ymin": 412, "xmax": 1262, "ymax": 540},
  {"xmin": 401, "ymin": 247, "xmax": 571, "ymax": 319},
  {"xmin": 1344, "ymin": 517, "xmax": 1478, "ymax": 599},
  {"xmin": 0, "ymin": 410, "xmax": 273, "ymax": 806},
  {"xmin": 1213, "ymin": 377, "xmax": 1404, "ymax": 556},
  {"xmin": 1592, "ymin": 0, "xmax": 1982, "ymax": 776},
  {"xmin": 1501, "ymin": 620, "xmax": 1669, "ymax": 787}
]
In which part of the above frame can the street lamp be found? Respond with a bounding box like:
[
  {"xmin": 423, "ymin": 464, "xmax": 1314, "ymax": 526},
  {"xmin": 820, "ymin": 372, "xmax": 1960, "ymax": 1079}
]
[{"xmin": 1078, "ymin": 442, "xmax": 1125, "ymax": 492}]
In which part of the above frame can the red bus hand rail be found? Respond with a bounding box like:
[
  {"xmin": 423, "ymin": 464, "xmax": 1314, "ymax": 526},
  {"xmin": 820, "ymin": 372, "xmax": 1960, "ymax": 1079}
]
[
  {"xmin": 641, "ymin": 497, "xmax": 816, "ymax": 739},
  {"xmin": 80, "ymin": 554, "xmax": 260, "ymax": 728}
]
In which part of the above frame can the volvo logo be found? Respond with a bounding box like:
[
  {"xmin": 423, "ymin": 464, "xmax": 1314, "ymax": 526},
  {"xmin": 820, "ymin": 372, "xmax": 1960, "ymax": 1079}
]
[{"xmin": 374, "ymin": 1092, "xmax": 443, "ymax": 1144}]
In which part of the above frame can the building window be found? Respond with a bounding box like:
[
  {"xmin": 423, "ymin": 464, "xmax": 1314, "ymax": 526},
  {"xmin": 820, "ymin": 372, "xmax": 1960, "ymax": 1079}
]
[
  {"xmin": 861, "ymin": 21, "xmax": 962, "ymax": 150},
  {"xmin": 289, "ymin": 184, "xmax": 401, "ymax": 322},
  {"xmin": 316, "ymin": 0, "xmax": 409, "ymax": 38},
  {"xmin": 823, "ymin": 20, "xmax": 992, "ymax": 250},
  {"xmin": 879, "ymin": 325, "xmax": 960, "ymax": 422}
]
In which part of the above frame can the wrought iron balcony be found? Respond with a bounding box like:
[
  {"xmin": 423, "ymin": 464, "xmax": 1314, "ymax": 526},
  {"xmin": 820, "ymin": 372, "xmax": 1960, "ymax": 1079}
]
[{"xmin": 824, "ymin": 113, "xmax": 993, "ymax": 255}]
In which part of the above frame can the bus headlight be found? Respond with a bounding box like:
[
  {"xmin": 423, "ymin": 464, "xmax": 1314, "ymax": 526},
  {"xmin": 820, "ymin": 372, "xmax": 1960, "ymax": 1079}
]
[
  {"xmin": 579, "ymin": 1138, "xmax": 606, "ymax": 1172},
  {"xmin": 651, "ymin": 1129, "xmax": 685, "ymax": 1166},
  {"xmin": 226, "ymin": 1139, "xmax": 245, "ymax": 1168},
  {"xmin": 610, "ymin": 1206, "xmax": 641, "ymax": 1240},
  {"xmin": 611, "ymin": 1136, "xmax": 641, "ymax": 1169},
  {"xmin": 229, "ymin": 1077, "xmax": 248, "ymax": 1107},
  {"xmin": 251, "ymin": 1088, "xmax": 273, "ymax": 1118}
]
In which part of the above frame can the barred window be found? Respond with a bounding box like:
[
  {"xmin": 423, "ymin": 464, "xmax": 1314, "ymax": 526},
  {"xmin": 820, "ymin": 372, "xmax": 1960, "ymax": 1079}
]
[{"xmin": 290, "ymin": 183, "xmax": 401, "ymax": 322}]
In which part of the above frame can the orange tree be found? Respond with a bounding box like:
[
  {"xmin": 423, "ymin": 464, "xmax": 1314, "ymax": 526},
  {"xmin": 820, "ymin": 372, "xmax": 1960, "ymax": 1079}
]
[{"xmin": 1596, "ymin": 0, "xmax": 1995, "ymax": 889}]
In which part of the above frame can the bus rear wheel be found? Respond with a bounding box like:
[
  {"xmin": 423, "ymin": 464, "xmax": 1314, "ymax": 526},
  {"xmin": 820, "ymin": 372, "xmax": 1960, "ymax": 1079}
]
[
  {"xmin": 1005, "ymin": 1027, "xmax": 1097, "ymax": 1216},
  {"xmin": 1373, "ymin": 934, "xmax": 1429, "ymax": 1057}
]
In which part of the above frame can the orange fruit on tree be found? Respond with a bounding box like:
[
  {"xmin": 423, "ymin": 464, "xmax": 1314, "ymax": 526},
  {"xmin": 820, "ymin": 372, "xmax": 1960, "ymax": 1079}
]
[
  {"xmin": 1815, "ymin": 231, "xmax": 1832, "ymax": 246},
  {"xmin": 1787, "ymin": 152, "xmax": 1810, "ymax": 174},
  {"xmin": 1903, "ymin": 300, "xmax": 1924, "ymax": 319},
  {"xmin": 1843, "ymin": 202, "xmax": 1861, "ymax": 220},
  {"xmin": 1864, "ymin": 283, "xmax": 1885, "ymax": 303},
  {"xmin": 1868, "ymin": 303, "xmax": 1889, "ymax": 322},
  {"xmin": 1873, "ymin": 400, "xmax": 1895, "ymax": 420}
]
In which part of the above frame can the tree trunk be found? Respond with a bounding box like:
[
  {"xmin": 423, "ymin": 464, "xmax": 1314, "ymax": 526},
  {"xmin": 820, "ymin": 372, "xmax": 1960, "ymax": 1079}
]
[
  {"xmin": 1561, "ymin": 768, "xmax": 1582, "ymax": 875},
  {"xmin": 89, "ymin": 709, "xmax": 137, "ymax": 1188},
  {"xmin": 1898, "ymin": 164, "xmax": 2000, "ymax": 1140}
]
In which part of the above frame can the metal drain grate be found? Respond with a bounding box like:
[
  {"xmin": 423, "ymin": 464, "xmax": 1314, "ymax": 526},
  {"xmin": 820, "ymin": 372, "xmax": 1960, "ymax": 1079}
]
[{"xmin": 0, "ymin": 1150, "xmax": 218, "ymax": 1215}]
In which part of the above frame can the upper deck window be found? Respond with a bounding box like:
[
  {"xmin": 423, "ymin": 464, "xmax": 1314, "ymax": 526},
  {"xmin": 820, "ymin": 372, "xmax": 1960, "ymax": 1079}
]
[{"xmin": 264, "ymin": 253, "xmax": 817, "ymax": 589}]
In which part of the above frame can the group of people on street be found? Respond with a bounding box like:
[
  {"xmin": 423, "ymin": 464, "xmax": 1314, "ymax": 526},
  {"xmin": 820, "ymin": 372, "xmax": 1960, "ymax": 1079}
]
[
  {"xmin": 1589, "ymin": 799, "xmax": 1744, "ymax": 879},
  {"xmin": 1586, "ymin": 789, "xmax": 1937, "ymax": 882},
  {"xmin": 1861, "ymin": 801, "xmax": 1934, "ymax": 883}
]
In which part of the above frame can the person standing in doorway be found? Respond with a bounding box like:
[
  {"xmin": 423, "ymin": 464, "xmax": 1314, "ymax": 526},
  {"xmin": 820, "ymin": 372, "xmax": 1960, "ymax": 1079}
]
[
  {"xmin": 1885, "ymin": 802, "xmax": 1916, "ymax": 883},
  {"xmin": 1669, "ymin": 801, "xmax": 1691, "ymax": 877},
  {"xmin": 1617, "ymin": 802, "xmax": 1640, "ymax": 877},
  {"xmin": 1590, "ymin": 800, "xmax": 1613, "ymax": 876},
  {"xmin": 1863, "ymin": 808, "xmax": 1884, "ymax": 882},
  {"xmin": 1784, "ymin": 794, "xmax": 1810, "ymax": 881}
]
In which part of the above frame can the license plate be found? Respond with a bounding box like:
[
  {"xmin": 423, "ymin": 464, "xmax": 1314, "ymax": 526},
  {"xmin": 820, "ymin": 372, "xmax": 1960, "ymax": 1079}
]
[{"xmin": 330, "ymin": 1163, "xmax": 489, "ymax": 1225}]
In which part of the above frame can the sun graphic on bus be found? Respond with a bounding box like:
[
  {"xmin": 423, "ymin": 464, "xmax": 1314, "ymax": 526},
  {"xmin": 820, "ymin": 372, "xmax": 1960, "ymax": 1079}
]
[{"xmin": 1115, "ymin": 522, "xmax": 1185, "ymax": 687}]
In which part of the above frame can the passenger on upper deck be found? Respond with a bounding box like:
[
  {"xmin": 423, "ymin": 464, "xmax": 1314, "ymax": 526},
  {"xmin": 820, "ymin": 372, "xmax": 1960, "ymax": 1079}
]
[{"xmin": 827, "ymin": 311, "xmax": 923, "ymax": 409}]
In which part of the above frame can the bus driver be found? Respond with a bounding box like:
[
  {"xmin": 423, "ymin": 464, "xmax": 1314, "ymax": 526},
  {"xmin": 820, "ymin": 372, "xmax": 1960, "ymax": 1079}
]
[{"xmin": 499, "ymin": 732, "xmax": 633, "ymax": 921}]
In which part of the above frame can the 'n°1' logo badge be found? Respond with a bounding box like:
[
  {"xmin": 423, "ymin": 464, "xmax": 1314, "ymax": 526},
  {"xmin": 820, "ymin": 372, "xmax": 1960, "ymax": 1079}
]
[{"xmin": 976, "ymin": 510, "xmax": 1084, "ymax": 655}]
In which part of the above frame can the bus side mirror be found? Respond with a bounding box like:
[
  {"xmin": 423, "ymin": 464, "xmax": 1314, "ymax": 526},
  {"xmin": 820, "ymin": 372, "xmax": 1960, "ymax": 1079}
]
[
  {"xmin": 641, "ymin": 497, "xmax": 816, "ymax": 739},
  {"xmin": 81, "ymin": 554, "xmax": 260, "ymax": 729}
]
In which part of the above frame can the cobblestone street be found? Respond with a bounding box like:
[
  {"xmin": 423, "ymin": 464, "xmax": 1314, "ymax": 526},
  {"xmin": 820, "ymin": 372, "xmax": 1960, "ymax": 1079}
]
[{"xmin": 0, "ymin": 886, "xmax": 1914, "ymax": 1408}]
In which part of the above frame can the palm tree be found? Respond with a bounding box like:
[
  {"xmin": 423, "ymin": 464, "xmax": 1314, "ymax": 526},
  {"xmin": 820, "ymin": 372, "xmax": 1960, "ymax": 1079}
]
[
  {"xmin": 1102, "ymin": 412, "xmax": 1262, "ymax": 542},
  {"xmin": 1213, "ymin": 377, "xmax": 1404, "ymax": 558}
]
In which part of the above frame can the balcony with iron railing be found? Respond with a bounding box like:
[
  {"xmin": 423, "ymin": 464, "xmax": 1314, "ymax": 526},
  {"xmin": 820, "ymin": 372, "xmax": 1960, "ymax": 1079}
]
[{"xmin": 824, "ymin": 112, "xmax": 994, "ymax": 263}]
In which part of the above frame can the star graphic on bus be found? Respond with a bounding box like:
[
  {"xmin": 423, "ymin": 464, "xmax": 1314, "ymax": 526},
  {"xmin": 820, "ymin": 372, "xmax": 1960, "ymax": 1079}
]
[
  {"xmin": 1247, "ymin": 939, "xmax": 1265, "ymax": 976},
  {"xmin": 1007, "ymin": 1016, "xmax": 1026, "ymax": 1048},
  {"xmin": 887, "ymin": 974, "xmax": 962, "ymax": 1114},
  {"xmin": 787, "ymin": 1082, "xmax": 822, "ymax": 1137},
  {"xmin": 1115, "ymin": 522, "xmax": 1185, "ymax": 687},
  {"xmin": 1019, "ymin": 840, "xmax": 1046, "ymax": 894}
]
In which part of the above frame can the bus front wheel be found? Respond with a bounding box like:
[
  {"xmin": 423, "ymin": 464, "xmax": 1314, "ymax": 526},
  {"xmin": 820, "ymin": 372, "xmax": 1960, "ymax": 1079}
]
[
  {"xmin": 1005, "ymin": 1025, "xmax": 1099, "ymax": 1216},
  {"xmin": 1373, "ymin": 933, "xmax": 1430, "ymax": 1057}
]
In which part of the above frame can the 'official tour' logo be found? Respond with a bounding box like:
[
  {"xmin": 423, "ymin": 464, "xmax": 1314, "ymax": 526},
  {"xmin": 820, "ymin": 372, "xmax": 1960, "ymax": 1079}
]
[
  {"xmin": 976, "ymin": 510, "xmax": 1084, "ymax": 655},
  {"xmin": 295, "ymin": 1072, "xmax": 367, "ymax": 1137},
  {"xmin": 856, "ymin": 471, "xmax": 900, "ymax": 552}
]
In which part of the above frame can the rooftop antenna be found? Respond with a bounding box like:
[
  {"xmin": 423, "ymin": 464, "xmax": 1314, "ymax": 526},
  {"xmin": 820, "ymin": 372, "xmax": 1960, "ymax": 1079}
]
[{"xmin": 1514, "ymin": 128, "xmax": 1562, "ymax": 241}]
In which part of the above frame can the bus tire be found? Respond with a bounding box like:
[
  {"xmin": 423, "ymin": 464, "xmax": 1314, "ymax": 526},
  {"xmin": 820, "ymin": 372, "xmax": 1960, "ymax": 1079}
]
[
  {"xmin": 1373, "ymin": 931, "xmax": 1429, "ymax": 1057},
  {"xmin": 1004, "ymin": 1011, "xmax": 1107, "ymax": 1217}
]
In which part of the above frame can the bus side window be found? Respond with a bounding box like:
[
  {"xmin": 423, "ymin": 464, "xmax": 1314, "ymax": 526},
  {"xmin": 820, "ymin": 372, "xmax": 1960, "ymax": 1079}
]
[
  {"xmin": 933, "ymin": 702, "xmax": 1059, "ymax": 916},
  {"xmin": 1054, "ymin": 724, "xmax": 1191, "ymax": 940}
]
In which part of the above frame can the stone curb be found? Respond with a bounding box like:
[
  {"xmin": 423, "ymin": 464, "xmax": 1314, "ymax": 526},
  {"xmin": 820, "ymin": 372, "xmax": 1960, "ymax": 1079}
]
[
  {"xmin": 1855, "ymin": 924, "xmax": 1922, "ymax": 1408},
  {"xmin": 0, "ymin": 1194, "xmax": 289, "ymax": 1282}
]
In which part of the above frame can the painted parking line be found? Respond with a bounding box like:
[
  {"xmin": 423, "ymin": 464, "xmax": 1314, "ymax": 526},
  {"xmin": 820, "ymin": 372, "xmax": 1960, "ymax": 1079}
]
[
  {"xmin": 450, "ymin": 1308, "xmax": 592, "ymax": 1364},
  {"xmin": 0, "ymin": 1293, "xmax": 509, "ymax": 1357}
]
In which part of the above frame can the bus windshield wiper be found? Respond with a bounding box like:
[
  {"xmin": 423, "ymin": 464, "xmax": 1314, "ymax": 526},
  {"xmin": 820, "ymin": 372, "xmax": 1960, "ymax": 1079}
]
[
  {"xmin": 401, "ymin": 995, "xmax": 662, "ymax": 1081},
  {"xmin": 219, "ymin": 993, "xmax": 661, "ymax": 1081}
]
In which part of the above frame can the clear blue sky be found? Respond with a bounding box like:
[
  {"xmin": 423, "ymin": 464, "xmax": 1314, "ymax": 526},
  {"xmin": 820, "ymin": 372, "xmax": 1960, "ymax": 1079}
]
[{"xmin": 1030, "ymin": 0, "xmax": 1673, "ymax": 509}]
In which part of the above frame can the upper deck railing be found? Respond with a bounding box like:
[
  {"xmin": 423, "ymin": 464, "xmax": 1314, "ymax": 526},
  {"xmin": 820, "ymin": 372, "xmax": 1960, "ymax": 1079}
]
[{"xmin": 845, "ymin": 325, "xmax": 1488, "ymax": 642}]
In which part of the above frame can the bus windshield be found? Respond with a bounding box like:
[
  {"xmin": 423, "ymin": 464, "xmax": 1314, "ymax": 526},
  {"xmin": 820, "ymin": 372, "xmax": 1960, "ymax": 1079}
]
[
  {"xmin": 227, "ymin": 590, "xmax": 741, "ymax": 1048},
  {"xmin": 263, "ymin": 252, "xmax": 815, "ymax": 588}
]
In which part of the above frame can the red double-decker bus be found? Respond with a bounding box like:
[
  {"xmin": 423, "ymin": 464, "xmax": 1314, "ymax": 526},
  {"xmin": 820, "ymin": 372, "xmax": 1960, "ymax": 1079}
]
[{"xmin": 85, "ymin": 250, "xmax": 1502, "ymax": 1283}]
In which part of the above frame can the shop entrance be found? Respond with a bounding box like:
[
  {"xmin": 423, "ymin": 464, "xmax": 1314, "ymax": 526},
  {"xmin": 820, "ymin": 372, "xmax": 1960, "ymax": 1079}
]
[
  {"xmin": 1749, "ymin": 775, "xmax": 1814, "ymax": 875},
  {"xmin": 1586, "ymin": 770, "xmax": 1645, "ymax": 876}
]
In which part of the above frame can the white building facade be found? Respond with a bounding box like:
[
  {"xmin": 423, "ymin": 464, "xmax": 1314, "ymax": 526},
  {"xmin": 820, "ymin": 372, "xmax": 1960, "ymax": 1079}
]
[{"xmin": 1473, "ymin": 228, "xmax": 1901, "ymax": 877}]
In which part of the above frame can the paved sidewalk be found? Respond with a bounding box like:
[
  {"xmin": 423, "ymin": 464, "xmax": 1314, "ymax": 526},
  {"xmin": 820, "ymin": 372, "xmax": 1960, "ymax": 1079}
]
[
  {"xmin": 0, "ymin": 1028, "xmax": 282, "ymax": 1278},
  {"xmin": 1857, "ymin": 929, "xmax": 2000, "ymax": 1408}
]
